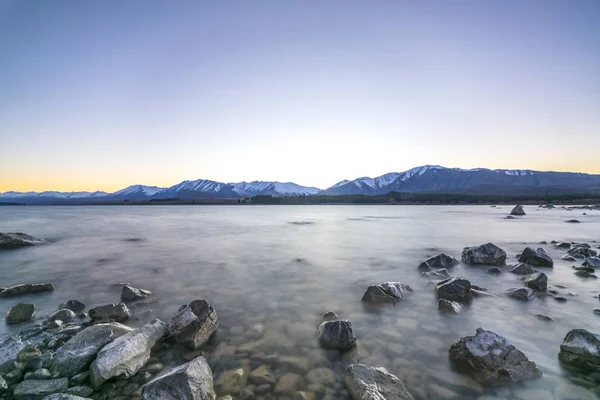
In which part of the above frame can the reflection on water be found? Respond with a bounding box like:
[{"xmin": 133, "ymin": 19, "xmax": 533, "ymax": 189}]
[{"xmin": 1, "ymin": 205, "xmax": 599, "ymax": 399}]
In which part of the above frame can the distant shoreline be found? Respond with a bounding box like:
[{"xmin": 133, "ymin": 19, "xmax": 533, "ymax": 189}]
[{"xmin": 2, "ymin": 192, "xmax": 600, "ymax": 207}]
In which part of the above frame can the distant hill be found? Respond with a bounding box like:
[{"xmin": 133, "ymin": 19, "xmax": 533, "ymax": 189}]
[{"xmin": 2, "ymin": 165, "xmax": 600, "ymax": 204}]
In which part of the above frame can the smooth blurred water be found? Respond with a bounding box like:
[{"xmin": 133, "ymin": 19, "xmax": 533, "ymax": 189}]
[{"xmin": 1, "ymin": 205, "xmax": 599, "ymax": 399}]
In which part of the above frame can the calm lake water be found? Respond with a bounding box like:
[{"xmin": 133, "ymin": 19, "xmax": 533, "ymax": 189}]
[{"xmin": 1, "ymin": 205, "xmax": 599, "ymax": 399}]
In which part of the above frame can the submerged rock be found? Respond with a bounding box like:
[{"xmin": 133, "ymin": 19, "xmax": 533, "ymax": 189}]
[
  {"xmin": 53, "ymin": 322, "xmax": 133, "ymax": 377},
  {"xmin": 508, "ymin": 263, "xmax": 537, "ymax": 275},
  {"xmin": 566, "ymin": 219, "xmax": 581, "ymax": 223},
  {"xmin": 421, "ymin": 268, "xmax": 450, "ymax": 279},
  {"xmin": 461, "ymin": 243, "xmax": 507, "ymax": 266},
  {"xmin": 568, "ymin": 244, "xmax": 597, "ymax": 259},
  {"xmin": 558, "ymin": 329, "xmax": 600, "ymax": 372},
  {"xmin": 486, "ymin": 267, "xmax": 502, "ymax": 275},
  {"xmin": 437, "ymin": 299, "xmax": 462, "ymax": 314},
  {"xmin": 522, "ymin": 272, "xmax": 548, "ymax": 292},
  {"xmin": 47, "ymin": 309, "xmax": 77, "ymax": 324},
  {"xmin": 504, "ymin": 287, "xmax": 535, "ymax": 301},
  {"xmin": 317, "ymin": 320, "xmax": 356, "ymax": 350},
  {"xmin": 0, "ymin": 232, "xmax": 46, "ymax": 250},
  {"xmin": 510, "ymin": 205, "xmax": 526, "ymax": 216},
  {"xmin": 121, "ymin": 285, "xmax": 152, "ymax": 302},
  {"xmin": 448, "ymin": 328, "xmax": 541, "ymax": 385},
  {"xmin": 90, "ymin": 319, "xmax": 166, "ymax": 387},
  {"xmin": 166, "ymin": 300, "xmax": 219, "ymax": 350},
  {"xmin": 58, "ymin": 300, "xmax": 86, "ymax": 314},
  {"xmin": 575, "ymin": 270, "xmax": 597, "ymax": 278},
  {"xmin": 142, "ymin": 355, "xmax": 216, "ymax": 400},
  {"xmin": 13, "ymin": 378, "xmax": 69, "ymax": 398},
  {"xmin": 361, "ymin": 282, "xmax": 413, "ymax": 305},
  {"xmin": 435, "ymin": 277, "xmax": 473, "ymax": 302},
  {"xmin": 518, "ymin": 247, "xmax": 553, "ymax": 268},
  {"xmin": 0, "ymin": 283, "xmax": 55, "ymax": 298},
  {"xmin": 89, "ymin": 303, "xmax": 131, "ymax": 323},
  {"xmin": 418, "ymin": 253, "xmax": 459, "ymax": 271},
  {"xmin": 583, "ymin": 257, "xmax": 600, "ymax": 269},
  {"xmin": 343, "ymin": 364, "xmax": 414, "ymax": 400},
  {"xmin": 6, "ymin": 303, "xmax": 35, "ymax": 324}
]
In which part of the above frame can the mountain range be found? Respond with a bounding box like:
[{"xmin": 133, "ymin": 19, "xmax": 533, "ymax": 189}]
[{"xmin": 3, "ymin": 165, "xmax": 600, "ymax": 204}]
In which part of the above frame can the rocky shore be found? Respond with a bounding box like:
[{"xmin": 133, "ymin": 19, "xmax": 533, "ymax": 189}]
[{"xmin": 2, "ymin": 221, "xmax": 600, "ymax": 400}]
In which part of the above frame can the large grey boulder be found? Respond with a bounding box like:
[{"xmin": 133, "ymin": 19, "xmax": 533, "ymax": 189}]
[
  {"xmin": 142, "ymin": 356, "xmax": 216, "ymax": 400},
  {"xmin": 418, "ymin": 253, "xmax": 459, "ymax": 271},
  {"xmin": 435, "ymin": 277, "xmax": 473, "ymax": 302},
  {"xmin": 121, "ymin": 285, "xmax": 152, "ymax": 302},
  {"xmin": 0, "ymin": 283, "xmax": 54, "ymax": 298},
  {"xmin": 449, "ymin": 328, "xmax": 541, "ymax": 385},
  {"xmin": 510, "ymin": 205, "xmax": 526, "ymax": 216},
  {"xmin": 522, "ymin": 272, "xmax": 547, "ymax": 292},
  {"xmin": 518, "ymin": 247, "xmax": 553, "ymax": 268},
  {"xmin": 343, "ymin": 364, "xmax": 414, "ymax": 400},
  {"xmin": 317, "ymin": 320, "xmax": 356, "ymax": 350},
  {"xmin": 166, "ymin": 300, "xmax": 218, "ymax": 350},
  {"xmin": 0, "ymin": 336, "xmax": 29, "ymax": 374},
  {"xmin": 558, "ymin": 329, "xmax": 600, "ymax": 372},
  {"xmin": 0, "ymin": 232, "xmax": 46, "ymax": 250},
  {"xmin": 88, "ymin": 303, "xmax": 131, "ymax": 323},
  {"xmin": 13, "ymin": 378, "xmax": 69, "ymax": 399},
  {"xmin": 504, "ymin": 287, "xmax": 535, "ymax": 301},
  {"xmin": 508, "ymin": 263, "xmax": 537, "ymax": 275},
  {"xmin": 6, "ymin": 303, "xmax": 36, "ymax": 324},
  {"xmin": 90, "ymin": 319, "xmax": 166, "ymax": 387},
  {"xmin": 47, "ymin": 309, "xmax": 77, "ymax": 323},
  {"xmin": 461, "ymin": 243, "xmax": 507, "ymax": 266},
  {"xmin": 361, "ymin": 282, "xmax": 414, "ymax": 305},
  {"xmin": 53, "ymin": 322, "xmax": 133, "ymax": 377}
]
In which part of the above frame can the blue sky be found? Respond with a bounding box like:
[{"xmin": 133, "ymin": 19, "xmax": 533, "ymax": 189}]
[{"xmin": 1, "ymin": 1, "xmax": 599, "ymax": 191}]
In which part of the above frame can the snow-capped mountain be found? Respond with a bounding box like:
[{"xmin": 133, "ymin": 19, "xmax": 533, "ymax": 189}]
[
  {"xmin": 107, "ymin": 185, "xmax": 164, "ymax": 200},
  {"xmin": 3, "ymin": 165, "xmax": 600, "ymax": 204},
  {"xmin": 321, "ymin": 165, "xmax": 600, "ymax": 195},
  {"xmin": 232, "ymin": 181, "xmax": 320, "ymax": 197}
]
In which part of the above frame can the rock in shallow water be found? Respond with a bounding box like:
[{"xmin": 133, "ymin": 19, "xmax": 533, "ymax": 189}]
[
  {"xmin": 522, "ymin": 272, "xmax": 548, "ymax": 292},
  {"xmin": 343, "ymin": 363, "xmax": 414, "ymax": 400},
  {"xmin": 42, "ymin": 394, "xmax": 93, "ymax": 399},
  {"xmin": 317, "ymin": 320, "xmax": 356, "ymax": 350},
  {"xmin": 0, "ymin": 283, "xmax": 55, "ymax": 298},
  {"xmin": 322, "ymin": 311, "xmax": 338, "ymax": 322},
  {"xmin": 361, "ymin": 282, "xmax": 413, "ymax": 305},
  {"xmin": 90, "ymin": 319, "xmax": 166, "ymax": 387},
  {"xmin": 486, "ymin": 267, "xmax": 502, "ymax": 275},
  {"xmin": 583, "ymin": 257, "xmax": 600, "ymax": 269},
  {"xmin": 88, "ymin": 303, "xmax": 131, "ymax": 323},
  {"xmin": 437, "ymin": 298, "xmax": 462, "ymax": 314},
  {"xmin": 0, "ymin": 232, "xmax": 46, "ymax": 250},
  {"xmin": 510, "ymin": 205, "xmax": 526, "ymax": 216},
  {"xmin": 6, "ymin": 303, "xmax": 36, "ymax": 324},
  {"xmin": 461, "ymin": 243, "xmax": 507, "ymax": 266},
  {"xmin": 53, "ymin": 322, "xmax": 133, "ymax": 377},
  {"xmin": 142, "ymin": 355, "xmax": 216, "ymax": 400},
  {"xmin": 435, "ymin": 277, "xmax": 473, "ymax": 302},
  {"xmin": 518, "ymin": 247, "xmax": 553, "ymax": 267},
  {"xmin": 13, "ymin": 378, "xmax": 69, "ymax": 399},
  {"xmin": 448, "ymin": 328, "xmax": 541, "ymax": 385},
  {"xmin": 57, "ymin": 300, "xmax": 86, "ymax": 314},
  {"xmin": 504, "ymin": 287, "xmax": 535, "ymax": 301},
  {"xmin": 508, "ymin": 263, "xmax": 537, "ymax": 275},
  {"xmin": 418, "ymin": 253, "xmax": 459, "ymax": 271},
  {"xmin": 166, "ymin": 300, "xmax": 218, "ymax": 350},
  {"xmin": 121, "ymin": 285, "xmax": 152, "ymax": 302},
  {"xmin": 558, "ymin": 329, "xmax": 600, "ymax": 372}
]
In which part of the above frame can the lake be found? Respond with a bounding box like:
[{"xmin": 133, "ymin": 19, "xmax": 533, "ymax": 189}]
[{"xmin": 1, "ymin": 205, "xmax": 599, "ymax": 399}]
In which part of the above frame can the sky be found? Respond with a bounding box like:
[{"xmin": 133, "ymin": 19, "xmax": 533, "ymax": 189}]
[{"xmin": 1, "ymin": 1, "xmax": 599, "ymax": 192}]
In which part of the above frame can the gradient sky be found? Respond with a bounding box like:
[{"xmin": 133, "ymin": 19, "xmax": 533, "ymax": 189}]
[{"xmin": 1, "ymin": 1, "xmax": 599, "ymax": 192}]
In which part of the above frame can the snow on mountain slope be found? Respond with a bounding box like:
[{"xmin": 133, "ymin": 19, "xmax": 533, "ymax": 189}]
[
  {"xmin": 232, "ymin": 181, "xmax": 319, "ymax": 196},
  {"xmin": 111, "ymin": 185, "xmax": 164, "ymax": 197}
]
